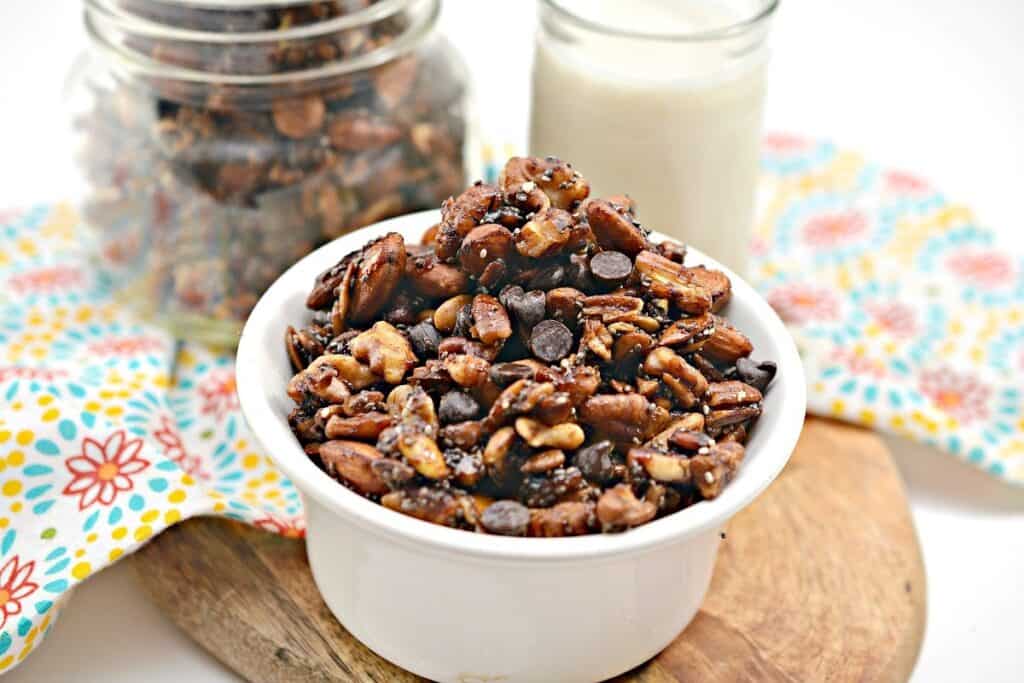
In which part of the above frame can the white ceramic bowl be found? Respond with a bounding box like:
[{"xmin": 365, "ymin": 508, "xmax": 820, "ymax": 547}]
[{"xmin": 237, "ymin": 210, "xmax": 806, "ymax": 683}]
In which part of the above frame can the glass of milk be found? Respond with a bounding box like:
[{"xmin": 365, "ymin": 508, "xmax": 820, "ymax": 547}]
[{"xmin": 529, "ymin": 0, "xmax": 778, "ymax": 276}]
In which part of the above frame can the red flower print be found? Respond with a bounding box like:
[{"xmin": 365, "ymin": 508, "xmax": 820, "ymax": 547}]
[
  {"xmin": 8, "ymin": 265, "xmax": 83, "ymax": 295},
  {"xmin": 884, "ymin": 170, "xmax": 930, "ymax": 195},
  {"xmin": 919, "ymin": 367, "xmax": 991, "ymax": 424},
  {"xmin": 198, "ymin": 370, "xmax": 240, "ymax": 420},
  {"xmin": 0, "ymin": 556, "xmax": 38, "ymax": 629},
  {"xmin": 801, "ymin": 210, "xmax": 868, "ymax": 249},
  {"xmin": 946, "ymin": 250, "xmax": 1015, "ymax": 289},
  {"xmin": 865, "ymin": 301, "xmax": 918, "ymax": 339},
  {"xmin": 254, "ymin": 515, "xmax": 305, "ymax": 539},
  {"xmin": 0, "ymin": 367, "xmax": 68, "ymax": 383},
  {"xmin": 828, "ymin": 348, "xmax": 887, "ymax": 380},
  {"xmin": 767, "ymin": 283, "xmax": 841, "ymax": 325},
  {"xmin": 153, "ymin": 415, "xmax": 208, "ymax": 480},
  {"xmin": 63, "ymin": 431, "xmax": 151, "ymax": 510},
  {"xmin": 763, "ymin": 132, "xmax": 810, "ymax": 152},
  {"xmin": 87, "ymin": 336, "xmax": 165, "ymax": 357}
]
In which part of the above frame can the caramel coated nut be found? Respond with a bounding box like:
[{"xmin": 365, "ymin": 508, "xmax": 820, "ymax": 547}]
[
  {"xmin": 458, "ymin": 224, "xmax": 515, "ymax": 277},
  {"xmin": 584, "ymin": 199, "xmax": 648, "ymax": 255},
  {"xmin": 397, "ymin": 432, "xmax": 450, "ymax": 480},
  {"xmin": 596, "ymin": 484, "xmax": 657, "ymax": 531},
  {"xmin": 702, "ymin": 316, "xmax": 754, "ymax": 362},
  {"xmin": 348, "ymin": 233, "xmax": 407, "ymax": 325},
  {"xmin": 628, "ymin": 448, "xmax": 692, "ymax": 483},
  {"xmin": 272, "ymin": 95, "xmax": 325, "ymax": 139},
  {"xmin": 514, "ymin": 417, "xmax": 585, "ymax": 450},
  {"xmin": 438, "ymin": 183, "xmax": 503, "ymax": 261},
  {"xmin": 500, "ymin": 156, "xmax": 590, "ymax": 214},
  {"xmin": 434, "ymin": 294, "xmax": 474, "ymax": 333},
  {"xmin": 319, "ymin": 440, "xmax": 389, "ymax": 495},
  {"xmin": 516, "ymin": 208, "xmax": 574, "ymax": 259},
  {"xmin": 528, "ymin": 501, "xmax": 596, "ymax": 537},
  {"xmin": 578, "ymin": 393, "xmax": 652, "ymax": 442},
  {"xmin": 643, "ymin": 347, "xmax": 708, "ymax": 397},
  {"xmin": 634, "ymin": 250, "xmax": 712, "ymax": 315},
  {"xmin": 521, "ymin": 449, "xmax": 566, "ymax": 474},
  {"xmin": 350, "ymin": 321, "xmax": 417, "ymax": 384},
  {"xmin": 471, "ymin": 294, "xmax": 512, "ymax": 345},
  {"xmin": 325, "ymin": 411, "xmax": 392, "ymax": 440}
]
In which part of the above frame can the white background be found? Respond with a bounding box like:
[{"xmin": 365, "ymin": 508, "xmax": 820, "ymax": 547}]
[{"xmin": 3, "ymin": 1, "xmax": 1024, "ymax": 681}]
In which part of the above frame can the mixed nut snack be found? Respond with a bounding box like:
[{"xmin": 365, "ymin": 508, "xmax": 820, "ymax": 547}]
[
  {"xmin": 73, "ymin": 0, "xmax": 467, "ymax": 339},
  {"xmin": 285, "ymin": 156, "xmax": 776, "ymax": 536}
]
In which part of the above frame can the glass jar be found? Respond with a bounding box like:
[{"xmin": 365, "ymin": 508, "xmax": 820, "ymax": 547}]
[
  {"xmin": 67, "ymin": 0, "xmax": 476, "ymax": 346},
  {"xmin": 529, "ymin": 0, "xmax": 777, "ymax": 277}
]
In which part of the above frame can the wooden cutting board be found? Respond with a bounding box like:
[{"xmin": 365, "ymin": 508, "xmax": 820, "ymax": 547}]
[{"xmin": 131, "ymin": 418, "xmax": 926, "ymax": 682}]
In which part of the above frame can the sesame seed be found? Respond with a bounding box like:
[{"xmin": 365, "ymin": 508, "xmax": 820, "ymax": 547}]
[
  {"xmin": 704, "ymin": 471, "xmax": 715, "ymax": 484},
  {"xmin": 702, "ymin": 405, "xmax": 710, "ymax": 415},
  {"xmin": 708, "ymin": 438, "xmax": 717, "ymax": 446},
  {"xmin": 521, "ymin": 180, "xmax": 536, "ymax": 192},
  {"xmin": 697, "ymin": 447, "xmax": 709, "ymax": 455},
  {"xmin": 480, "ymin": 248, "xmax": 488, "ymax": 258},
  {"xmin": 737, "ymin": 391, "xmax": 747, "ymax": 401}
]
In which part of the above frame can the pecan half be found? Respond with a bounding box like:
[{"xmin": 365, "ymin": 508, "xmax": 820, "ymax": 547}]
[
  {"xmin": 702, "ymin": 316, "xmax": 754, "ymax": 362},
  {"xmin": 584, "ymin": 199, "xmax": 649, "ymax": 255},
  {"xmin": 690, "ymin": 442, "xmax": 745, "ymax": 499},
  {"xmin": 634, "ymin": 250, "xmax": 711, "ymax": 315},
  {"xmin": 437, "ymin": 183, "xmax": 502, "ymax": 261},
  {"xmin": 528, "ymin": 501, "xmax": 596, "ymax": 537}
]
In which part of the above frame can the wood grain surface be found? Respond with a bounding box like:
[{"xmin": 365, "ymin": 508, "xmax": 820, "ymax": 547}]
[{"xmin": 131, "ymin": 418, "xmax": 926, "ymax": 682}]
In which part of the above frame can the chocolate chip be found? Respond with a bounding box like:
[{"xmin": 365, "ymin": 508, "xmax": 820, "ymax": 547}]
[
  {"xmin": 589, "ymin": 251, "xmax": 633, "ymax": 285},
  {"xmin": 452, "ymin": 303, "xmax": 475, "ymax": 338},
  {"xmin": 566, "ymin": 253, "xmax": 594, "ymax": 290},
  {"xmin": 481, "ymin": 500, "xmax": 530, "ymax": 536},
  {"xmin": 529, "ymin": 319, "xmax": 574, "ymax": 363},
  {"xmin": 498, "ymin": 284, "xmax": 524, "ymax": 310},
  {"xmin": 527, "ymin": 263, "xmax": 566, "ymax": 291},
  {"xmin": 489, "ymin": 362, "xmax": 536, "ymax": 386},
  {"xmin": 408, "ymin": 321, "xmax": 442, "ymax": 359},
  {"xmin": 735, "ymin": 358, "xmax": 777, "ymax": 392},
  {"xmin": 507, "ymin": 289, "xmax": 547, "ymax": 332},
  {"xmin": 574, "ymin": 440, "xmax": 616, "ymax": 484},
  {"xmin": 438, "ymin": 391, "xmax": 480, "ymax": 423}
]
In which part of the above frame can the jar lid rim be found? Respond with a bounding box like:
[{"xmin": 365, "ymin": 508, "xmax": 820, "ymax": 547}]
[
  {"xmin": 86, "ymin": 0, "xmax": 412, "ymax": 44},
  {"xmin": 85, "ymin": 0, "xmax": 440, "ymax": 85}
]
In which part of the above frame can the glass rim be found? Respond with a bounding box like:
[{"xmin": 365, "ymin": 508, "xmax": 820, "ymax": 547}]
[
  {"xmin": 85, "ymin": 0, "xmax": 412, "ymax": 44},
  {"xmin": 541, "ymin": 0, "xmax": 780, "ymax": 42}
]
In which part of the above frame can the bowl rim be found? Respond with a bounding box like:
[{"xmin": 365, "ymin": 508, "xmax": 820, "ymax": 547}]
[{"xmin": 237, "ymin": 210, "xmax": 806, "ymax": 561}]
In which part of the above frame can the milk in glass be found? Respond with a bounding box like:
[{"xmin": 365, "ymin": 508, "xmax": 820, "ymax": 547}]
[{"xmin": 530, "ymin": 0, "xmax": 776, "ymax": 275}]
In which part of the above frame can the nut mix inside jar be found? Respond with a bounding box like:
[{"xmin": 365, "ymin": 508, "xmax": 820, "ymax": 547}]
[{"xmin": 68, "ymin": 0, "xmax": 474, "ymax": 344}]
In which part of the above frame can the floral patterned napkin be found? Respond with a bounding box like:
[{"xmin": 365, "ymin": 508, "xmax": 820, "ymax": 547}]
[{"xmin": 0, "ymin": 136, "xmax": 1021, "ymax": 674}]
